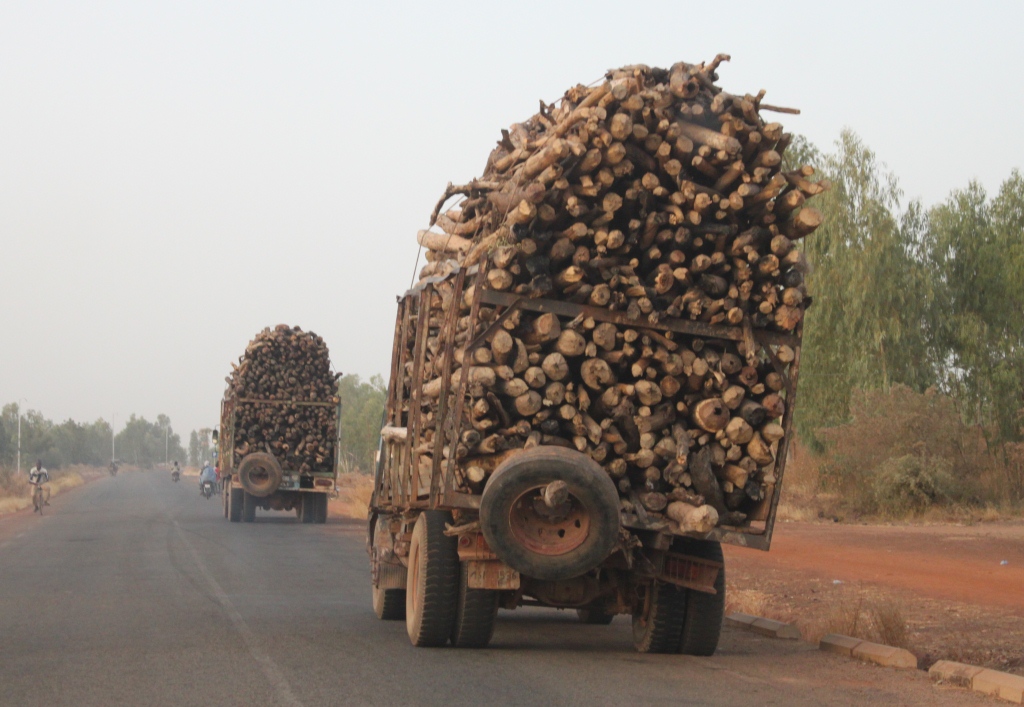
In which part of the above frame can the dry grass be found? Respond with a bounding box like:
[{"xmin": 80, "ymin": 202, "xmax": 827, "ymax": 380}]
[
  {"xmin": 329, "ymin": 472, "xmax": 374, "ymax": 519},
  {"xmin": 725, "ymin": 588, "xmax": 772, "ymax": 619},
  {"xmin": 798, "ymin": 590, "xmax": 913, "ymax": 650},
  {"xmin": 775, "ymin": 439, "xmax": 843, "ymax": 522},
  {"xmin": 0, "ymin": 466, "xmax": 87, "ymax": 515},
  {"xmin": 727, "ymin": 567, "xmax": 913, "ymax": 653},
  {"xmin": 869, "ymin": 598, "xmax": 911, "ymax": 649},
  {"xmin": 774, "ymin": 433, "xmax": 1021, "ymax": 524}
]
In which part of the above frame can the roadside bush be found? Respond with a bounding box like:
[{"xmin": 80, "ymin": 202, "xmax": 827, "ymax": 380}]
[
  {"xmin": 870, "ymin": 455, "xmax": 957, "ymax": 517},
  {"xmin": 815, "ymin": 385, "xmax": 997, "ymax": 517}
]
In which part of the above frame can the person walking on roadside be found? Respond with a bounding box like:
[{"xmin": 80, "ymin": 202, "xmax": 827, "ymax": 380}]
[{"xmin": 28, "ymin": 460, "xmax": 50, "ymax": 506}]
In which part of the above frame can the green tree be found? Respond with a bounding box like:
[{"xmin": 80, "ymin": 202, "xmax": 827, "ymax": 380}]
[
  {"xmin": 115, "ymin": 414, "xmax": 186, "ymax": 468},
  {"xmin": 795, "ymin": 130, "xmax": 935, "ymax": 442},
  {"xmin": 188, "ymin": 430, "xmax": 201, "ymax": 467},
  {"xmin": 337, "ymin": 374, "xmax": 387, "ymax": 473},
  {"xmin": 923, "ymin": 171, "xmax": 1024, "ymax": 448}
]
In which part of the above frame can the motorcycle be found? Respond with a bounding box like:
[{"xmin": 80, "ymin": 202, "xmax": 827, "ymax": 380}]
[
  {"xmin": 201, "ymin": 480, "xmax": 214, "ymax": 499},
  {"xmin": 171, "ymin": 470, "xmax": 180, "ymax": 483}
]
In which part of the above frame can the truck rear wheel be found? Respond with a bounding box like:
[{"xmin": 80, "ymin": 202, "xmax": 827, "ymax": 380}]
[
  {"xmin": 632, "ymin": 580, "xmax": 687, "ymax": 654},
  {"xmin": 405, "ymin": 511, "xmax": 458, "ymax": 647},
  {"xmin": 242, "ymin": 491, "xmax": 257, "ymax": 522},
  {"xmin": 450, "ymin": 564, "xmax": 498, "ymax": 648},
  {"xmin": 300, "ymin": 494, "xmax": 317, "ymax": 524},
  {"xmin": 315, "ymin": 493, "xmax": 328, "ymax": 524},
  {"xmin": 371, "ymin": 515, "xmax": 406, "ymax": 621},
  {"xmin": 229, "ymin": 484, "xmax": 243, "ymax": 523},
  {"xmin": 675, "ymin": 538, "xmax": 726, "ymax": 656},
  {"xmin": 373, "ymin": 583, "xmax": 406, "ymax": 620},
  {"xmin": 479, "ymin": 447, "xmax": 620, "ymax": 582}
]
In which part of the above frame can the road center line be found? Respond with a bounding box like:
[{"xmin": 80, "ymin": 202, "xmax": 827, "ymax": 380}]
[{"xmin": 173, "ymin": 521, "xmax": 304, "ymax": 707}]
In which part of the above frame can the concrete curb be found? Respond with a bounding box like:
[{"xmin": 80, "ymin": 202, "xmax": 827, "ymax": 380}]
[
  {"xmin": 727, "ymin": 613, "xmax": 1023, "ymax": 702},
  {"xmin": 930, "ymin": 660, "xmax": 1024, "ymax": 704},
  {"xmin": 724, "ymin": 613, "xmax": 801, "ymax": 640},
  {"xmin": 819, "ymin": 633, "xmax": 917, "ymax": 669}
]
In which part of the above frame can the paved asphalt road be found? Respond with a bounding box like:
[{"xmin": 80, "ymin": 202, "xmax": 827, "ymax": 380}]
[{"xmin": 0, "ymin": 472, "xmax": 990, "ymax": 706}]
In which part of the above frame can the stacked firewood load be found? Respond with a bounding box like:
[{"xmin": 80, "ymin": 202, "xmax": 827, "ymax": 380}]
[
  {"xmin": 408, "ymin": 57, "xmax": 824, "ymax": 532},
  {"xmin": 225, "ymin": 325, "xmax": 340, "ymax": 473}
]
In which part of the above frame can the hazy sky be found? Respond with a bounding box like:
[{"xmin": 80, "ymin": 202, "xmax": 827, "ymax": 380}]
[{"xmin": 2, "ymin": 1, "xmax": 1021, "ymax": 436}]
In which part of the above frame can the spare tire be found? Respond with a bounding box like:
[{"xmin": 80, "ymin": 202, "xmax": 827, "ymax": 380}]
[
  {"xmin": 237, "ymin": 452, "xmax": 283, "ymax": 498},
  {"xmin": 479, "ymin": 447, "xmax": 620, "ymax": 582}
]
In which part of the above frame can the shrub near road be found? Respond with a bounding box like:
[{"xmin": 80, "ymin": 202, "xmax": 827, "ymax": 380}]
[{"xmin": 817, "ymin": 386, "xmax": 1001, "ymax": 518}]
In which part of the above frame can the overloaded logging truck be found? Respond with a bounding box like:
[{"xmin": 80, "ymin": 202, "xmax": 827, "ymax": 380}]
[
  {"xmin": 215, "ymin": 325, "xmax": 343, "ymax": 524},
  {"xmin": 369, "ymin": 58, "xmax": 822, "ymax": 652}
]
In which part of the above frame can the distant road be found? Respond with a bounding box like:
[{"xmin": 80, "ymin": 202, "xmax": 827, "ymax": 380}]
[{"xmin": 0, "ymin": 472, "xmax": 988, "ymax": 706}]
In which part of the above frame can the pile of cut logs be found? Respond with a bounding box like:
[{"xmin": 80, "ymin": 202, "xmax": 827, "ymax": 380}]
[
  {"xmin": 409, "ymin": 58, "xmax": 824, "ymax": 532},
  {"xmin": 225, "ymin": 325, "xmax": 340, "ymax": 473}
]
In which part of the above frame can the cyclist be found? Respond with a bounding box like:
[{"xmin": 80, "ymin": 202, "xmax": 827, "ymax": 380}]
[{"xmin": 28, "ymin": 460, "xmax": 50, "ymax": 509}]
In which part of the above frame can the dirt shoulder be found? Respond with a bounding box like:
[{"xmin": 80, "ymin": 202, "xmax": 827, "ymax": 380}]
[
  {"xmin": 0, "ymin": 464, "xmax": 111, "ymax": 515},
  {"xmin": 725, "ymin": 520, "xmax": 1024, "ymax": 676}
]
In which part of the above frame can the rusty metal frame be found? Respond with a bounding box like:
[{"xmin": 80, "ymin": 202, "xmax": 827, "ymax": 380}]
[
  {"xmin": 758, "ymin": 321, "xmax": 803, "ymax": 548},
  {"xmin": 372, "ymin": 301, "xmax": 409, "ymax": 510},
  {"xmin": 235, "ymin": 398, "xmax": 337, "ymax": 407},
  {"xmin": 374, "ymin": 272, "xmax": 803, "ymax": 552},
  {"xmin": 221, "ymin": 395, "xmax": 341, "ymax": 485},
  {"xmin": 429, "ymin": 268, "xmax": 468, "ymax": 505},
  {"xmin": 440, "ymin": 265, "xmax": 490, "ymax": 509},
  {"xmin": 478, "ymin": 290, "xmax": 801, "ymax": 349},
  {"xmin": 406, "ymin": 288, "xmax": 431, "ymax": 505}
]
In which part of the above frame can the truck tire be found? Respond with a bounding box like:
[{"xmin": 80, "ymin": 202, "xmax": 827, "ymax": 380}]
[
  {"xmin": 632, "ymin": 580, "xmax": 687, "ymax": 654},
  {"xmin": 229, "ymin": 484, "xmax": 243, "ymax": 523},
  {"xmin": 315, "ymin": 493, "xmax": 328, "ymax": 524},
  {"xmin": 301, "ymin": 494, "xmax": 317, "ymax": 524},
  {"xmin": 577, "ymin": 608, "xmax": 615, "ymax": 625},
  {"xmin": 675, "ymin": 538, "xmax": 726, "ymax": 656},
  {"xmin": 237, "ymin": 452, "xmax": 282, "ymax": 498},
  {"xmin": 406, "ymin": 511, "xmax": 458, "ymax": 647},
  {"xmin": 242, "ymin": 491, "xmax": 257, "ymax": 523},
  {"xmin": 373, "ymin": 583, "xmax": 406, "ymax": 621},
  {"xmin": 371, "ymin": 516, "xmax": 405, "ymax": 621},
  {"xmin": 479, "ymin": 447, "xmax": 620, "ymax": 582},
  {"xmin": 450, "ymin": 563, "xmax": 498, "ymax": 648}
]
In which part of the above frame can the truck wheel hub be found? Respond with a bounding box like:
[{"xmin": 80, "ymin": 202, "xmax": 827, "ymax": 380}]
[{"xmin": 508, "ymin": 487, "xmax": 590, "ymax": 556}]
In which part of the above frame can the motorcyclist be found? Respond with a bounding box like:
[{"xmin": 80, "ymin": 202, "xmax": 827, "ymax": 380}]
[
  {"xmin": 28, "ymin": 460, "xmax": 50, "ymax": 506},
  {"xmin": 171, "ymin": 460, "xmax": 181, "ymax": 482},
  {"xmin": 199, "ymin": 461, "xmax": 216, "ymax": 495}
]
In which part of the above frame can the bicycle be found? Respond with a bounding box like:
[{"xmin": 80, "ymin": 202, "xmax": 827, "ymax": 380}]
[{"xmin": 31, "ymin": 482, "xmax": 46, "ymax": 515}]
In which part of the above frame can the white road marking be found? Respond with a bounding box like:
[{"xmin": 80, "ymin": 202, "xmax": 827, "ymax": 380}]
[{"xmin": 173, "ymin": 521, "xmax": 304, "ymax": 707}]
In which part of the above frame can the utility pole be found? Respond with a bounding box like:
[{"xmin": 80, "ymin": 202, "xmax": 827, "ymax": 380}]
[
  {"xmin": 164, "ymin": 424, "xmax": 169, "ymax": 464},
  {"xmin": 16, "ymin": 399, "xmax": 26, "ymax": 475}
]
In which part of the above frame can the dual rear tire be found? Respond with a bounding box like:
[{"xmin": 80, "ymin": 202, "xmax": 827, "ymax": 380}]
[
  {"xmin": 631, "ymin": 539, "xmax": 726, "ymax": 655},
  {"xmin": 377, "ymin": 511, "xmax": 498, "ymax": 648},
  {"xmin": 373, "ymin": 510, "xmax": 724, "ymax": 655},
  {"xmin": 227, "ymin": 483, "xmax": 243, "ymax": 523},
  {"xmin": 299, "ymin": 493, "xmax": 328, "ymax": 524}
]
